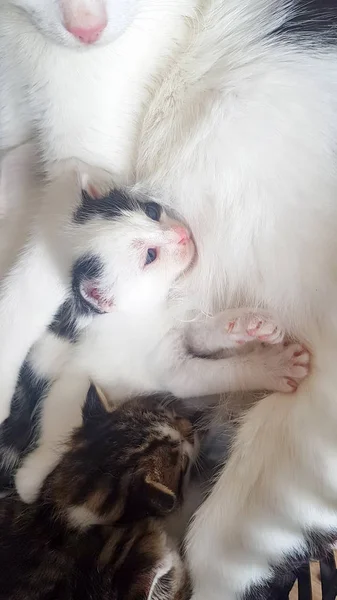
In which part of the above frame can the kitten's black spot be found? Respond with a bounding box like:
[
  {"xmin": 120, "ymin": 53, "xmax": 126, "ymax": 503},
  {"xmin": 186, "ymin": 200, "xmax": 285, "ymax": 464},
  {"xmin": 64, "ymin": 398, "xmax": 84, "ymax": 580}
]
[
  {"xmin": 0, "ymin": 362, "xmax": 49, "ymax": 490},
  {"xmin": 71, "ymin": 254, "xmax": 104, "ymax": 316},
  {"xmin": 73, "ymin": 189, "xmax": 139, "ymax": 224},
  {"xmin": 272, "ymin": 0, "xmax": 337, "ymax": 45},
  {"xmin": 48, "ymin": 298, "xmax": 79, "ymax": 343}
]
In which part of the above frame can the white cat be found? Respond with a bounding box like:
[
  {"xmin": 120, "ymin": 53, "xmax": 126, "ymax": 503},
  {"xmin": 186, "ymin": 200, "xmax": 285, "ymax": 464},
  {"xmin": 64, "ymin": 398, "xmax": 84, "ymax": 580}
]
[
  {"xmin": 0, "ymin": 0, "xmax": 193, "ymax": 165},
  {"xmin": 2, "ymin": 0, "xmax": 337, "ymax": 599}
]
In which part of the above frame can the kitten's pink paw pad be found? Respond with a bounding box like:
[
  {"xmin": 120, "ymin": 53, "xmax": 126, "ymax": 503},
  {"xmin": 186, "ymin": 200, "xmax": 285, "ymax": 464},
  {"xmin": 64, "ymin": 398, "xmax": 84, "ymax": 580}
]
[
  {"xmin": 272, "ymin": 344, "xmax": 310, "ymax": 393},
  {"xmin": 226, "ymin": 313, "xmax": 284, "ymax": 345},
  {"xmin": 246, "ymin": 316, "xmax": 284, "ymax": 344}
]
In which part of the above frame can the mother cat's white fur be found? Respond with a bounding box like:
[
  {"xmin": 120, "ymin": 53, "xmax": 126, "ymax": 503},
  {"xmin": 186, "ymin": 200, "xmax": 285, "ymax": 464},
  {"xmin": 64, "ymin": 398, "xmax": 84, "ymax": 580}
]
[{"xmin": 2, "ymin": 0, "xmax": 337, "ymax": 598}]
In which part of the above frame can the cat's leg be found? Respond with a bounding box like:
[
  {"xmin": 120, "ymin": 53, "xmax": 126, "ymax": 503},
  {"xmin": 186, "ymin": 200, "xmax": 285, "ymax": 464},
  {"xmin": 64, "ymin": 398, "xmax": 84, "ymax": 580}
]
[
  {"xmin": 161, "ymin": 340, "xmax": 309, "ymax": 398},
  {"xmin": 0, "ymin": 156, "xmax": 97, "ymax": 424},
  {"xmin": 0, "ymin": 144, "xmax": 70, "ymax": 423},
  {"xmin": 187, "ymin": 339, "xmax": 337, "ymax": 600},
  {"xmin": 15, "ymin": 369, "xmax": 89, "ymax": 503},
  {"xmin": 186, "ymin": 309, "xmax": 284, "ymax": 356},
  {"xmin": 0, "ymin": 239, "xmax": 67, "ymax": 423}
]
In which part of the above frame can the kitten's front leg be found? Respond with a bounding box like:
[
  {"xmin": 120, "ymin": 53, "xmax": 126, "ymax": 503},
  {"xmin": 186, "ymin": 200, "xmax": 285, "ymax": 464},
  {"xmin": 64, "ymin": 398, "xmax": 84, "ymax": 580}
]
[
  {"xmin": 162, "ymin": 342, "xmax": 309, "ymax": 398},
  {"xmin": 0, "ymin": 240, "xmax": 66, "ymax": 423},
  {"xmin": 15, "ymin": 369, "xmax": 89, "ymax": 503},
  {"xmin": 186, "ymin": 309, "xmax": 284, "ymax": 356}
]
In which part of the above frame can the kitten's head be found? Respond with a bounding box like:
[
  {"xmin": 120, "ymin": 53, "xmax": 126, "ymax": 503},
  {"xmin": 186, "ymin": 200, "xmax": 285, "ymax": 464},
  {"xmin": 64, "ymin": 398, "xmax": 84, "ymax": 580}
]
[
  {"xmin": 5, "ymin": 0, "xmax": 139, "ymax": 47},
  {"xmin": 70, "ymin": 182, "xmax": 195, "ymax": 315},
  {"xmin": 49, "ymin": 386, "xmax": 198, "ymax": 527},
  {"xmin": 44, "ymin": 387, "xmax": 194, "ymax": 600}
]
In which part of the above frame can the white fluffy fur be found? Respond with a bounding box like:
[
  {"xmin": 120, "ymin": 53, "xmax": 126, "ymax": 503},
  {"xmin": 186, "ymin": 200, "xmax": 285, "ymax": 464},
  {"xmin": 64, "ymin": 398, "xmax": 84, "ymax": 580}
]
[{"xmin": 2, "ymin": 0, "xmax": 337, "ymax": 597}]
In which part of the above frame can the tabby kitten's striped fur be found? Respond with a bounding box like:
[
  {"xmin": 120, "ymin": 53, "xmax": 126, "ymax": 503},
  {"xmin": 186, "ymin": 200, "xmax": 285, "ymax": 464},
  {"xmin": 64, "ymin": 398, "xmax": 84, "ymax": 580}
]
[{"xmin": 0, "ymin": 386, "xmax": 195, "ymax": 600}]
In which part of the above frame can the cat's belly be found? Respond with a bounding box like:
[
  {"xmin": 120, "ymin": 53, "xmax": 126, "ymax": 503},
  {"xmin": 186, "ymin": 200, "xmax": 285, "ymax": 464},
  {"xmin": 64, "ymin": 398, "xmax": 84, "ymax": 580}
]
[{"xmin": 138, "ymin": 49, "xmax": 337, "ymax": 339}]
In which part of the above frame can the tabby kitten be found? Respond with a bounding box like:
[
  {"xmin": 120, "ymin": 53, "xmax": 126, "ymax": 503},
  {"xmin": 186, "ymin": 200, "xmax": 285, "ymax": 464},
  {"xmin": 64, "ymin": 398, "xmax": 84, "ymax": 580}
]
[{"xmin": 0, "ymin": 386, "xmax": 195, "ymax": 600}]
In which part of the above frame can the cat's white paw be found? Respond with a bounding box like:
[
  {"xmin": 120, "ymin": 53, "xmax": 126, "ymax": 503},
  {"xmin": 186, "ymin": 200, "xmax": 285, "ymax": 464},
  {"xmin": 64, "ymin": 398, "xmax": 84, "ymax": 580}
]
[
  {"xmin": 226, "ymin": 312, "xmax": 284, "ymax": 345},
  {"xmin": 15, "ymin": 447, "xmax": 56, "ymax": 504},
  {"xmin": 253, "ymin": 343, "xmax": 310, "ymax": 393}
]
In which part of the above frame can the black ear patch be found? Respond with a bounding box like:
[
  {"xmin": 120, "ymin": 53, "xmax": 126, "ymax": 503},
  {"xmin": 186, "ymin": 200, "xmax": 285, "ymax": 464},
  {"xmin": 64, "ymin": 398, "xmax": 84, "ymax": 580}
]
[{"xmin": 73, "ymin": 188, "xmax": 139, "ymax": 224}]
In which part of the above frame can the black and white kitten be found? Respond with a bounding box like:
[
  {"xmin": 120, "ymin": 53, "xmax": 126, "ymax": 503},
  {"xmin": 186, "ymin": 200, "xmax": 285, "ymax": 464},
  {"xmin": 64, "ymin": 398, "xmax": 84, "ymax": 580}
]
[{"xmin": 0, "ymin": 162, "xmax": 309, "ymax": 503}]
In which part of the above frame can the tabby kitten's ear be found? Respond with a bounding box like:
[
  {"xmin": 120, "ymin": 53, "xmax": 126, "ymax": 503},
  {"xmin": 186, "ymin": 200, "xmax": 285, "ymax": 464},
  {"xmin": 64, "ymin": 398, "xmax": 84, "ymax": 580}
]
[
  {"xmin": 145, "ymin": 551, "xmax": 190, "ymax": 600},
  {"xmin": 143, "ymin": 475, "xmax": 177, "ymax": 515},
  {"xmin": 104, "ymin": 523, "xmax": 190, "ymax": 600},
  {"xmin": 82, "ymin": 383, "xmax": 112, "ymax": 423}
]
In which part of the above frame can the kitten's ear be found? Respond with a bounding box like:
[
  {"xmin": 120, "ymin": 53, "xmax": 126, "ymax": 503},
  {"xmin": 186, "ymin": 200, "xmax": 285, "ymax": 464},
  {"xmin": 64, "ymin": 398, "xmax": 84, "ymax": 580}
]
[
  {"xmin": 77, "ymin": 163, "xmax": 115, "ymax": 200},
  {"xmin": 79, "ymin": 172, "xmax": 100, "ymax": 200},
  {"xmin": 82, "ymin": 383, "xmax": 113, "ymax": 423},
  {"xmin": 0, "ymin": 143, "xmax": 37, "ymax": 218},
  {"xmin": 105, "ymin": 524, "xmax": 189, "ymax": 600},
  {"xmin": 145, "ymin": 551, "xmax": 188, "ymax": 600},
  {"xmin": 143, "ymin": 475, "xmax": 177, "ymax": 515}
]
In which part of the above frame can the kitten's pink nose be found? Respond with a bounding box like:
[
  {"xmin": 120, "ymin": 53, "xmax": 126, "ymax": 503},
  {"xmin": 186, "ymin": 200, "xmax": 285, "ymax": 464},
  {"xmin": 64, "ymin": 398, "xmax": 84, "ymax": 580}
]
[
  {"xmin": 172, "ymin": 225, "xmax": 190, "ymax": 245},
  {"xmin": 67, "ymin": 22, "xmax": 107, "ymax": 44}
]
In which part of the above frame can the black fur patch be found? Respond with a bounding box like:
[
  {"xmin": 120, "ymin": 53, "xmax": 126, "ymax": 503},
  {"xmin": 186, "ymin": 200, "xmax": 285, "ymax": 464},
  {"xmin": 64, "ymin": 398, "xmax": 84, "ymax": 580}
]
[
  {"xmin": 73, "ymin": 189, "xmax": 138, "ymax": 224},
  {"xmin": 241, "ymin": 529, "xmax": 337, "ymax": 600},
  {"xmin": 0, "ymin": 362, "xmax": 48, "ymax": 490},
  {"xmin": 48, "ymin": 298, "xmax": 79, "ymax": 343},
  {"xmin": 273, "ymin": 0, "xmax": 337, "ymax": 44}
]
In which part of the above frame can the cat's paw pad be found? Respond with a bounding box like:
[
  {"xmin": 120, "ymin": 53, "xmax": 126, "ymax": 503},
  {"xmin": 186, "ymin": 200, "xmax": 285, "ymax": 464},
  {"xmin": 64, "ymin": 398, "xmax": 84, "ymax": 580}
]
[
  {"xmin": 261, "ymin": 343, "xmax": 310, "ymax": 393},
  {"xmin": 226, "ymin": 313, "xmax": 284, "ymax": 345}
]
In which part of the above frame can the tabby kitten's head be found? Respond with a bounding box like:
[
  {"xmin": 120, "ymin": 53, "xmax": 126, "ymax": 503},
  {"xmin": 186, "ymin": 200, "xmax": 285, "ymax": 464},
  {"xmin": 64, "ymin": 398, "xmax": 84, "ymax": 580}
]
[
  {"xmin": 47, "ymin": 387, "xmax": 197, "ymax": 528},
  {"xmin": 44, "ymin": 387, "xmax": 196, "ymax": 600}
]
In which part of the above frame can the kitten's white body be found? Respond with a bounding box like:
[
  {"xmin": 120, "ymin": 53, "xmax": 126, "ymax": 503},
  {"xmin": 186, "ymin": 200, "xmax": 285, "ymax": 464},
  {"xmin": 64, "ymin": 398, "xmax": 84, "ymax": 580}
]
[
  {"xmin": 2, "ymin": 0, "xmax": 337, "ymax": 598},
  {"xmin": 17, "ymin": 261, "xmax": 306, "ymax": 503}
]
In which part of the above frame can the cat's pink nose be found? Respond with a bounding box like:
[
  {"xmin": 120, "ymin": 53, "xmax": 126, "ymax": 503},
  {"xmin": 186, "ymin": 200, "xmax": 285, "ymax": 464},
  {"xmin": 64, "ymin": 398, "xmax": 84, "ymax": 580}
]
[
  {"xmin": 67, "ymin": 22, "xmax": 107, "ymax": 44},
  {"xmin": 173, "ymin": 225, "xmax": 190, "ymax": 245}
]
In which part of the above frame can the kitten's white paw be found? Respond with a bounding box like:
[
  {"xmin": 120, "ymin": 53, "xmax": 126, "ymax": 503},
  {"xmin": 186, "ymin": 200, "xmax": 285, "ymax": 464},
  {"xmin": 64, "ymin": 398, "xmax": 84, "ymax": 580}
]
[
  {"xmin": 15, "ymin": 447, "xmax": 56, "ymax": 504},
  {"xmin": 253, "ymin": 343, "xmax": 310, "ymax": 393},
  {"xmin": 226, "ymin": 312, "xmax": 284, "ymax": 345}
]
